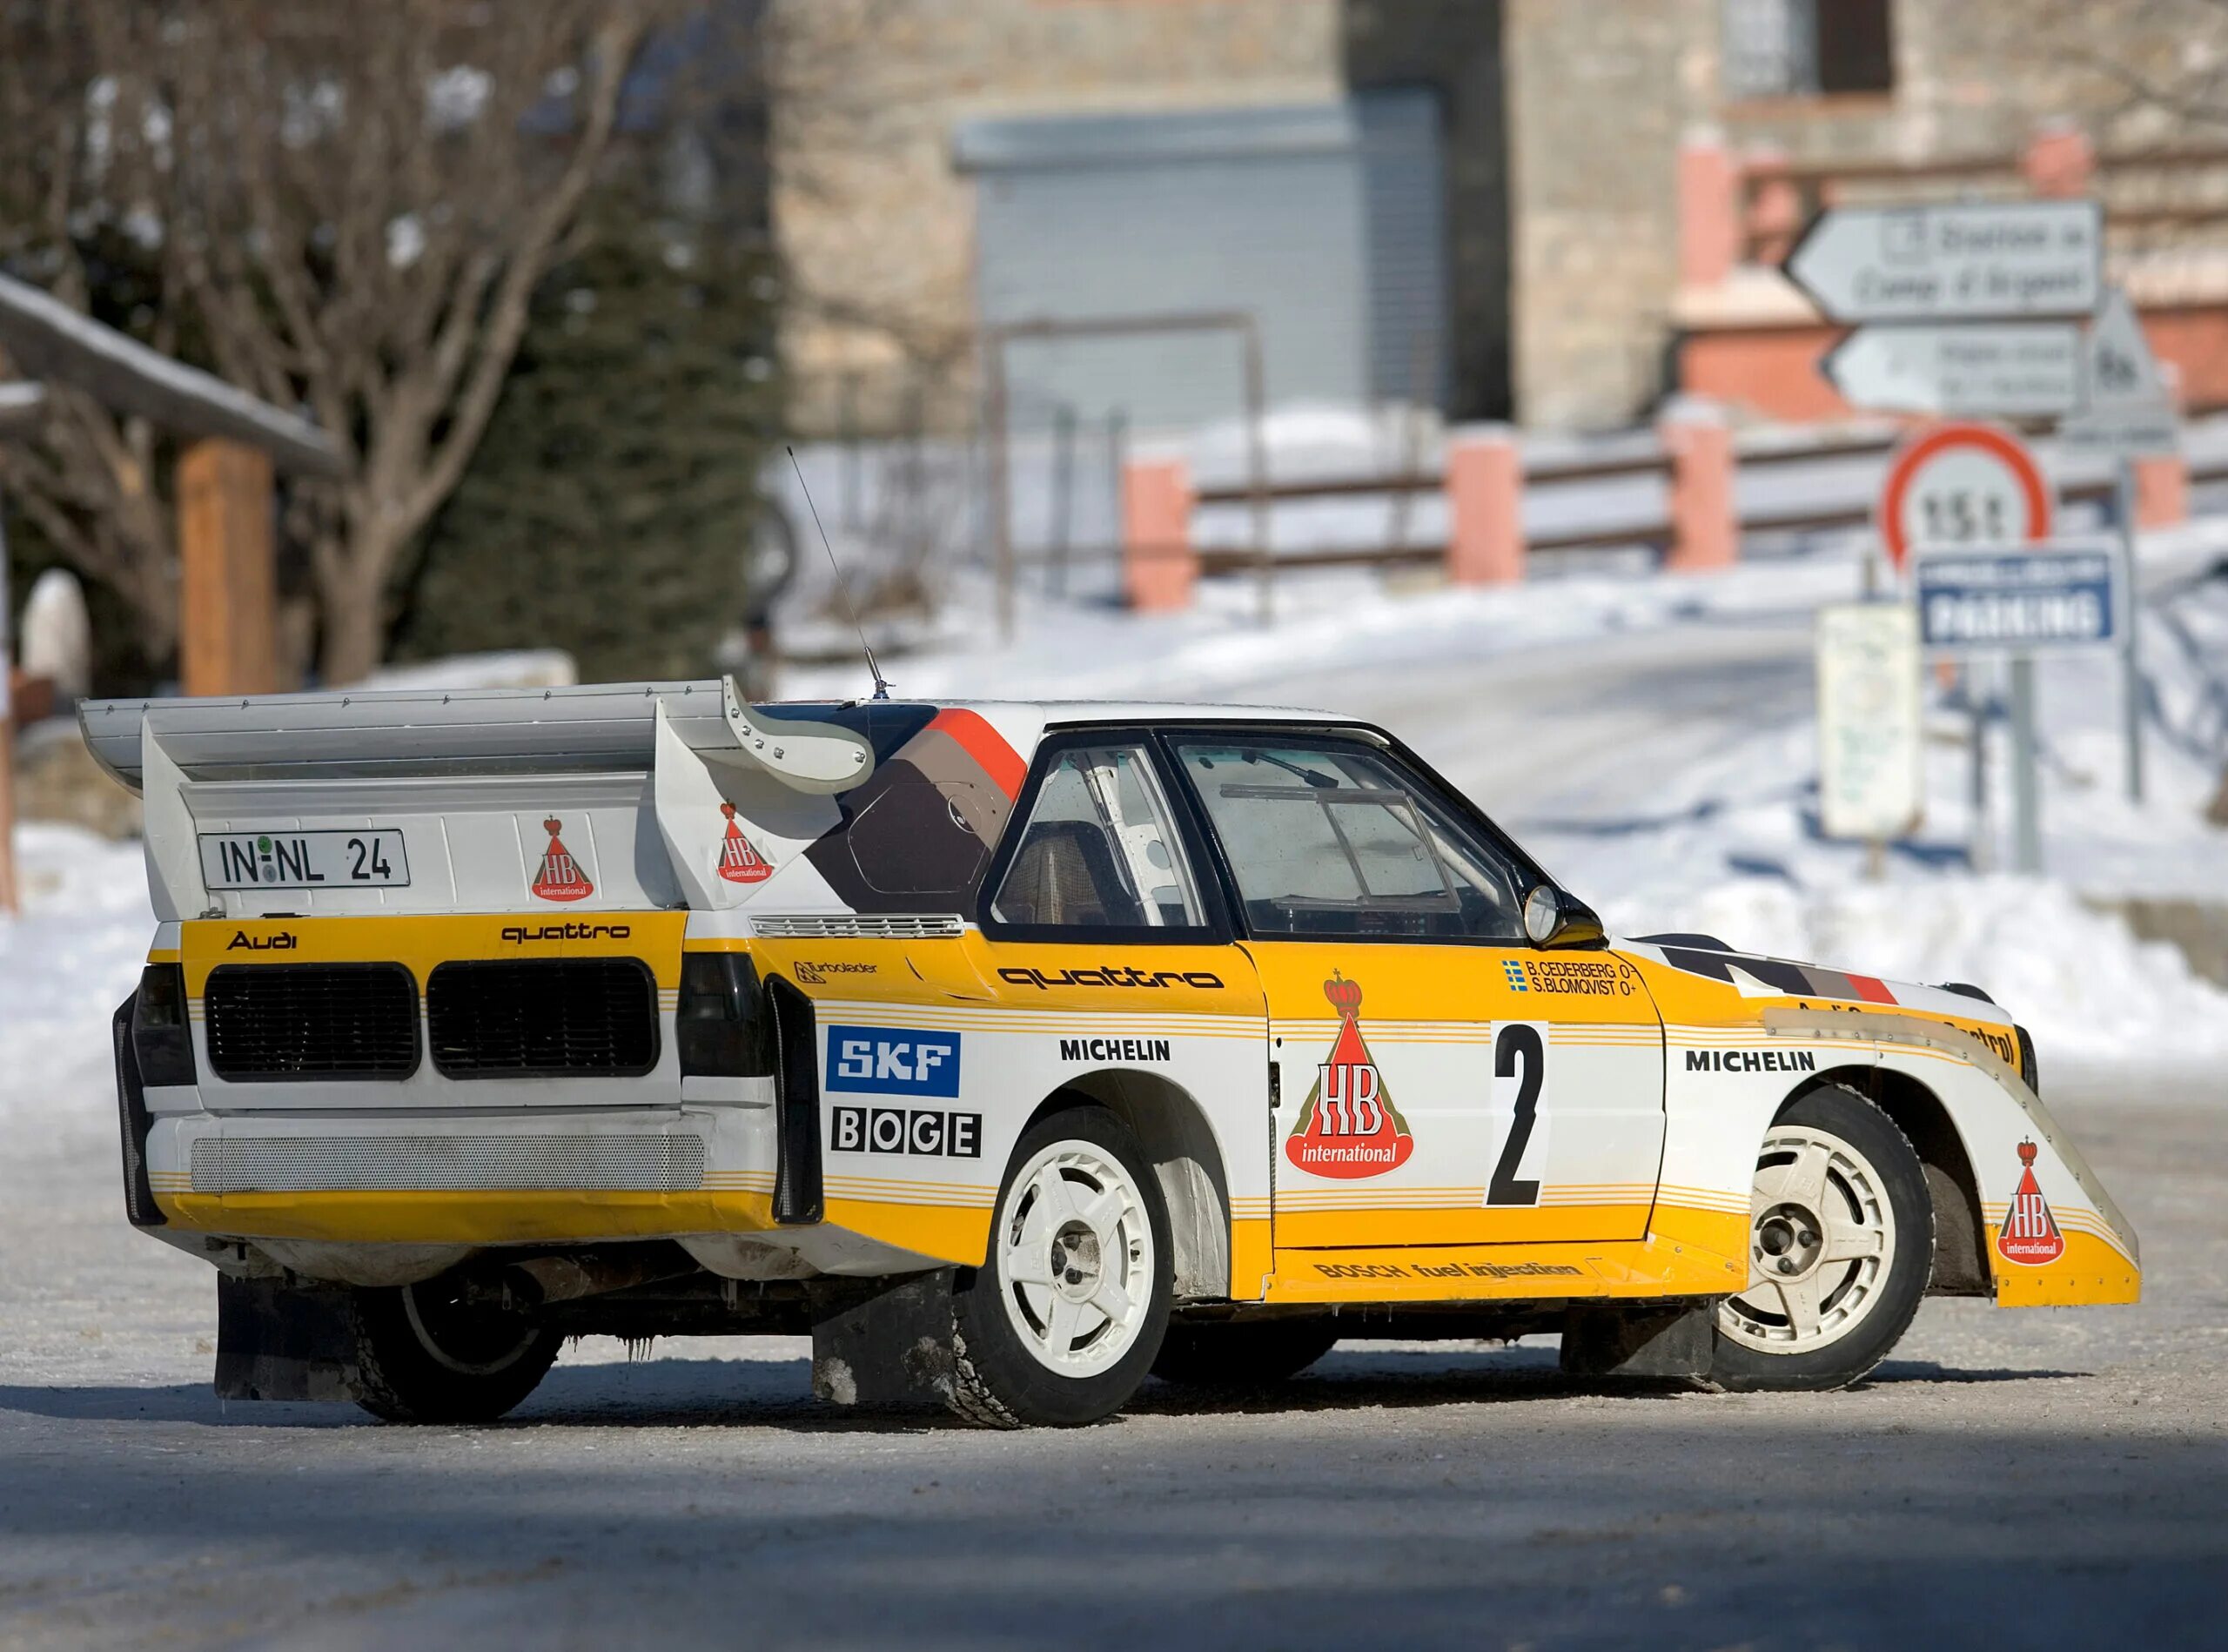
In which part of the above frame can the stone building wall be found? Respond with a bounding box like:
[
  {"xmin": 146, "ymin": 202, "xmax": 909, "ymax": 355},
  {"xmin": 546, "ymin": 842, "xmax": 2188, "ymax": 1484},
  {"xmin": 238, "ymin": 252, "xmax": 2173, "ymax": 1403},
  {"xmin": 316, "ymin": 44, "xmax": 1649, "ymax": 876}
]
[{"xmin": 769, "ymin": 0, "xmax": 1341, "ymax": 432}]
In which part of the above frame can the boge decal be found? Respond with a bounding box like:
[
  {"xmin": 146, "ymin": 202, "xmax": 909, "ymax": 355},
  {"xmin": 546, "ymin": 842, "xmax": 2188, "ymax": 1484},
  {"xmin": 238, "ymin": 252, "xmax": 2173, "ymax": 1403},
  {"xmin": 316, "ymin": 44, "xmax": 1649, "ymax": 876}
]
[{"xmin": 1285, "ymin": 973, "xmax": 1414, "ymax": 1179}]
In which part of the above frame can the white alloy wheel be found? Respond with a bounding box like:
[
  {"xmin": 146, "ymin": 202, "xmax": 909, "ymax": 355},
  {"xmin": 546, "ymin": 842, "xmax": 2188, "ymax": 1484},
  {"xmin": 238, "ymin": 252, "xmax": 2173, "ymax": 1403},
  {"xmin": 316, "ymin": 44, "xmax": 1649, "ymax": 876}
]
[
  {"xmin": 996, "ymin": 1138, "xmax": 1157, "ymax": 1380},
  {"xmin": 1719, "ymin": 1123, "xmax": 1899, "ymax": 1354}
]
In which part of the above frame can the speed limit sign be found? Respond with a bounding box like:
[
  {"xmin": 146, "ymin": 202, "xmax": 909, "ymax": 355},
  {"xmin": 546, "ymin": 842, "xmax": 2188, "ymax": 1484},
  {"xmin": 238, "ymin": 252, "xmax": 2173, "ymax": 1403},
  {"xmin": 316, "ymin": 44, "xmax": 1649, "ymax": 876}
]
[{"xmin": 1877, "ymin": 421, "xmax": 2052, "ymax": 569}]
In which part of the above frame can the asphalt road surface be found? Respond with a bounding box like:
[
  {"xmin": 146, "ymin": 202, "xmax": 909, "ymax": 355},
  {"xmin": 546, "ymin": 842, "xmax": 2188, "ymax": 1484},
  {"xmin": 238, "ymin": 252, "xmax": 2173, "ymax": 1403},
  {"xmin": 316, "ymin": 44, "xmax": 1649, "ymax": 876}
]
[{"xmin": 0, "ymin": 1086, "xmax": 2219, "ymax": 1651}]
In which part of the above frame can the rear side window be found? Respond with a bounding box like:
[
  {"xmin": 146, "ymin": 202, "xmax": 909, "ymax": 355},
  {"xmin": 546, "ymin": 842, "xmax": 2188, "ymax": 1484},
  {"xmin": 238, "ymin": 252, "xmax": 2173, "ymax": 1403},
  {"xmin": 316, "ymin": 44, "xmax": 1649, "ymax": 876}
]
[
  {"xmin": 988, "ymin": 743, "xmax": 1205, "ymax": 931},
  {"xmin": 1171, "ymin": 738, "xmax": 1528, "ymax": 941}
]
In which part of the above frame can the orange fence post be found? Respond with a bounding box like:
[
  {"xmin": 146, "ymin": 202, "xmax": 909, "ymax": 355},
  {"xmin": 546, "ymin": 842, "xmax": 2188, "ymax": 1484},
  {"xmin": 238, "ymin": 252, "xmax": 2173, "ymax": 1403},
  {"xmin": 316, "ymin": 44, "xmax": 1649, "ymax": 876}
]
[
  {"xmin": 1744, "ymin": 148, "xmax": 1802, "ymax": 269},
  {"xmin": 1661, "ymin": 399, "xmax": 1738, "ymax": 572},
  {"xmin": 2023, "ymin": 121, "xmax": 2096, "ymax": 198},
  {"xmin": 177, "ymin": 438, "xmax": 278, "ymax": 696},
  {"xmin": 1121, "ymin": 456, "xmax": 1198, "ymax": 612},
  {"xmin": 2136, "ymin": 362, "xmax": 2191, "ymax": 528},
  {"xmin": 1445, "ymin": 426, "xmax": 1526, "ymax": 585},
  {"xmin": 1678, "ymin": 128, "xmax": 1741, "ymax": 288}
]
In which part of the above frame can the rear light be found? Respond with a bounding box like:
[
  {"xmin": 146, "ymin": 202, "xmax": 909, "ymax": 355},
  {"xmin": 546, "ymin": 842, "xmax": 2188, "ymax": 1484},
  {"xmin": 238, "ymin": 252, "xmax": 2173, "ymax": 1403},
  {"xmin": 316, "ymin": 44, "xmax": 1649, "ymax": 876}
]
[
  {"xmin": 132, "ymin": 964, "xmax": 197, "ymax": 1087},
  {"xmin": 677, "ymin": 952, "xmax": 774, "ymax": 1078}
]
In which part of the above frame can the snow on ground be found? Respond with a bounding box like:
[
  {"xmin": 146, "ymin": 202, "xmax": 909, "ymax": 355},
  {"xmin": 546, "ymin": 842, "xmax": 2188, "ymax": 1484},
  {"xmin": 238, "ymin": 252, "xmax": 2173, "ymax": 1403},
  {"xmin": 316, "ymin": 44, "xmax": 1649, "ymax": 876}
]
[{"xmin": 0, "ymin": 825, "xmax": 154, "ymax": 1145}]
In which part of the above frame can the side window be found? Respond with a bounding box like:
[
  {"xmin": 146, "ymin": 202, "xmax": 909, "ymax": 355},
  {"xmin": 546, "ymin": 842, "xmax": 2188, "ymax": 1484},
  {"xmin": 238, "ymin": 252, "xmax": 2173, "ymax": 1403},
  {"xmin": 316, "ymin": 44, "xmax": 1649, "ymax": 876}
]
[
  {"xmin": 988, "ymin": 743, "xmax": 1206, "ymax": 931},
  {"xmin": 1172, "ymin": 738, "xmax": 1528, "ymax": 941}
]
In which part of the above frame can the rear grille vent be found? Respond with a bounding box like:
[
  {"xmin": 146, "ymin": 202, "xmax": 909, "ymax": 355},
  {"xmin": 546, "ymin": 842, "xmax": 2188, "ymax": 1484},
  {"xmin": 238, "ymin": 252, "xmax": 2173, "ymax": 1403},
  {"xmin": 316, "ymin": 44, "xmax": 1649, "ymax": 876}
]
[
  {"xmin": 427, "ymin": 958, "xmax": 659, "ymax": 1079},
  {"xmin": 204, "ymin": 964, "xmax": 419, "ymax": 1083},
  {"xmin": 190, "ymin": 1134, "xmax": 704, "ymax": 1192}
]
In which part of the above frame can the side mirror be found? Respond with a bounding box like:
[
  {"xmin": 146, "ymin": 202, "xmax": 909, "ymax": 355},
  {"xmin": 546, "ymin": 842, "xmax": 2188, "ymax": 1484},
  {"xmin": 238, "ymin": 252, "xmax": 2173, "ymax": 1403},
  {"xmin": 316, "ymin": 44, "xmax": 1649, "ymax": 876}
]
[{"xmin": 1523, "ymin": 885, "xmax": 1606, "ymax": 950}]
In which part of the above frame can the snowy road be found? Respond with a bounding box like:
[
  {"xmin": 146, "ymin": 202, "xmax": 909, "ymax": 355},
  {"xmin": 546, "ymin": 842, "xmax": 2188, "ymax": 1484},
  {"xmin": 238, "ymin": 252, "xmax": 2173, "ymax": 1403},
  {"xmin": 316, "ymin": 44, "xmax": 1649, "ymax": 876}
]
[{"xmin": 1, "ymin": 1090, "xmax": 2222, "ymax": 1650}]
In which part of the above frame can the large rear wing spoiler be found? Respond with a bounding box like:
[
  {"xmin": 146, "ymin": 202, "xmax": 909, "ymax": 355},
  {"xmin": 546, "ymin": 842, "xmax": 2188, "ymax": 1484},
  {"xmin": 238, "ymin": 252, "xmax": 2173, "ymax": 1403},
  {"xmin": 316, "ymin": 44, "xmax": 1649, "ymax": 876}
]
[{"xmin": 77, "ymin": 677, "xmax": 873, "ymax": 795}]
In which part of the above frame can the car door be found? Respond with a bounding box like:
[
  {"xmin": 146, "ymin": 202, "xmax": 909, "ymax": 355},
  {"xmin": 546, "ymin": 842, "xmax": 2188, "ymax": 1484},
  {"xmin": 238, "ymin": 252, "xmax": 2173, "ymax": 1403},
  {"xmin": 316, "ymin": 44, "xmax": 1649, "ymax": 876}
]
[
  {"xmin": 1162, "ymin": 729, "xmax": 1665, "ymax": 1254},
  {"xmin": 946, "ymin": 732, "xmax": 1276, "ymax": 1296}
]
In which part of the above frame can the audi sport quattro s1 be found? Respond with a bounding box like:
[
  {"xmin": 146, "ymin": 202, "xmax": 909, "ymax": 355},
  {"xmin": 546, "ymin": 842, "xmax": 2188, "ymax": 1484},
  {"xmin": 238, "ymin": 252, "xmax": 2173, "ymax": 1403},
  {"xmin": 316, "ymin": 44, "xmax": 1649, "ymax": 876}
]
[{"xmin": 77, "ymin": 681, "xmax": 2138, "ymax": 1426}]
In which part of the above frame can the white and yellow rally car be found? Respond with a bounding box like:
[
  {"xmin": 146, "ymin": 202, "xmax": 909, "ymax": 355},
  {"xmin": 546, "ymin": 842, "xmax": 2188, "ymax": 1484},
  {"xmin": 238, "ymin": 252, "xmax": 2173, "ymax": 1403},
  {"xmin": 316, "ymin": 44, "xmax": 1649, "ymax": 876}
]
[{"xmin": 81, "ymin": 682, "xmax": 2137, "ymax": 1426}]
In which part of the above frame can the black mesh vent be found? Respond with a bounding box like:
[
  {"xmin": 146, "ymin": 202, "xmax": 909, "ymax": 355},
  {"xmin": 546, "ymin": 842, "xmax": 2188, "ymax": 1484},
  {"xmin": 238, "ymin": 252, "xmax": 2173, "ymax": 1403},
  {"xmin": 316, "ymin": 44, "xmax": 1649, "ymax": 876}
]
[
  {"xmin": 427, "ymin": 958, "xmax": 659, "ymax": 1079},
  {"xmin": 205, "ymin": 964, "xmax": 420, "ymax": 1083}
]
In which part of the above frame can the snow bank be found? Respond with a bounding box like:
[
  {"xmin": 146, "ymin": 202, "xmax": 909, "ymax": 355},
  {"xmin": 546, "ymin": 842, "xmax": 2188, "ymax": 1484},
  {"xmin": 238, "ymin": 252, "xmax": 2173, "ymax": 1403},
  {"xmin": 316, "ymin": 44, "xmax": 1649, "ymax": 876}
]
[{"xmin": 0, "ymin": 825, "xmax": 154, "ymax": 1147}]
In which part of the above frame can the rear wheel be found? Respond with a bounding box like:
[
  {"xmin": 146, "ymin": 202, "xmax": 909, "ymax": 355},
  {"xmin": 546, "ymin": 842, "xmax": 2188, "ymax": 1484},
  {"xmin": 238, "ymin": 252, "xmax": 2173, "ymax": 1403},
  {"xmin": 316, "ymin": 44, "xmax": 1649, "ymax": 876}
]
[
  {"xmin": 1708, "ymin": 1085, "xmax": 1933, "ymax": 1393},
  {"xmin": 1152, "ymin": 1320, "xmax": 1339, "ymax": 1391},
  {"xmin": 350, "ymin": 1280, "xmax": 561, "ymax": 1424},
  {"xmin": 948, "ymin": 1107, "xmax": 1172, "ymax": 1427}
]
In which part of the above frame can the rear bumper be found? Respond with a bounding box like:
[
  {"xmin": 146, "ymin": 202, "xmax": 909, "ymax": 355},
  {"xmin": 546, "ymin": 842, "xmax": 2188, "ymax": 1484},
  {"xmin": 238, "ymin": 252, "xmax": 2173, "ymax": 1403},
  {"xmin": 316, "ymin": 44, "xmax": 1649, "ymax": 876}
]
[{"xmin": 145, "ymin": 1104, "xmax": 776, "ymax": 1244}]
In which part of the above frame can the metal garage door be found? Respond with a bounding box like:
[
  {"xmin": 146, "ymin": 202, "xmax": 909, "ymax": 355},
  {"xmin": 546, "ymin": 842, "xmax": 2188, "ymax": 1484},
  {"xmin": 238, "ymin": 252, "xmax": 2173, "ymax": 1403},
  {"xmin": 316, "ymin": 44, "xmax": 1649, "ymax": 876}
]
[{"xmin": 958, "ymin": 96, "xmax": 1443, "ymax": 435}]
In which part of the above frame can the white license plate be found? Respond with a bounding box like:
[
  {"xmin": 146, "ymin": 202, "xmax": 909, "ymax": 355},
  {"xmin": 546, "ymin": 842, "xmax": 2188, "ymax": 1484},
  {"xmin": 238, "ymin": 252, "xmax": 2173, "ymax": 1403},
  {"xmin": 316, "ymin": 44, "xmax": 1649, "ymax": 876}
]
[{"xmin": 198, "ymin": 829, "xmax": 412, "ymax": 890}]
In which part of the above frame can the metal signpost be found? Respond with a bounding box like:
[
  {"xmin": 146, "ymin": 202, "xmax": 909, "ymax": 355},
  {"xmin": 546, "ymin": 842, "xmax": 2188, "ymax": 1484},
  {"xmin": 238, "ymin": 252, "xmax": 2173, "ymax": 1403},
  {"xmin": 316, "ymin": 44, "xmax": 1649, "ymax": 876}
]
[
  {"xmin": 1911, "ymin": 537, "xmax": 2125, "ymax": 873},
  {"xmin": 2062, "ymin": 287, "xmax": 2177, "ymax": 806},
  {"xmin": 1876, "ymin": 422, "xmax": 2055, "ymax": 874},
  {"xmin": 1787, "ymin": 192, "xmax": 2171, "ymax": 876}
]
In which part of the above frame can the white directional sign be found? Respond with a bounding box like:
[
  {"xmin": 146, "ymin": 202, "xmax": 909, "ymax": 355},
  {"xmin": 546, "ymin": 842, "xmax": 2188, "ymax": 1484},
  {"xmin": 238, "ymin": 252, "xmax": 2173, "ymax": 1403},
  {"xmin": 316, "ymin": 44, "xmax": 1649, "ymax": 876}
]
[
  {"xmin": 2061, "ymin": 287, "xmax": 2178, "ymax": 457},
  {"xmin": 1785, "ymin": 199, "xmax": 2103, "ymax": 323},
  {"xmin": 1816, "ymin": 603, "xmax": 1924, "ymax": 842},
  {"xmin": 1822, "ymin": 323, "xmax": 2083, "ymax": 416}
]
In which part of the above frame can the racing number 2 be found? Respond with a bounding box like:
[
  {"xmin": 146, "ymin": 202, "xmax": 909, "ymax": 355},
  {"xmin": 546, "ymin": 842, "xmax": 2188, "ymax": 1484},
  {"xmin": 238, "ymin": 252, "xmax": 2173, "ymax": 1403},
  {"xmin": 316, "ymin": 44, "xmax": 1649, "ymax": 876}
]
[{"xmin": 1486, "ymin": 1023, "xmax": 1544, "ymax": 1206}]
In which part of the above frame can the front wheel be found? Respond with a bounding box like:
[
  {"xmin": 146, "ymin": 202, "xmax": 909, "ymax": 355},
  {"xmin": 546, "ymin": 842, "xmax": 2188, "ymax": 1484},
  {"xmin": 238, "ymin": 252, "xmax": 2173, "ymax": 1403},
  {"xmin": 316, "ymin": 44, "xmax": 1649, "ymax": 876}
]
[
  {"xmin": 1708, "ymin": 1085, "xmax": 1933, "ymax": 1393},
  {"xmin": 948, "ymin": 1106, "xmax": 1173, "ymax": 1427},
  {"xmin": 350, "ymin": 1281, "xmax": 561, "ymax": 1424}
]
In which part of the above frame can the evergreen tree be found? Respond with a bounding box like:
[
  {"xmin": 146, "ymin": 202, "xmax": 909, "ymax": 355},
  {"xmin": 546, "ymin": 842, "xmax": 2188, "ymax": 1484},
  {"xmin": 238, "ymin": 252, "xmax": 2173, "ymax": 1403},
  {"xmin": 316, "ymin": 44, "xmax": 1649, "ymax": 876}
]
[{"xmin": 393, "ymin": 199, "xmax": 780, "ymax": 682}]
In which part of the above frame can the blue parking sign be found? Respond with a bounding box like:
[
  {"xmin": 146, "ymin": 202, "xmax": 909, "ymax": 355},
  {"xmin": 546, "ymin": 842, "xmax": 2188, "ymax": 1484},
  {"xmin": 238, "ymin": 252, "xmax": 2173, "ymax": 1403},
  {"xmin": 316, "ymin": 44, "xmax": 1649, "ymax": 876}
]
[{"xmin": 1911, "ymin": 541, "xmax": 2121, "ymax": 655}]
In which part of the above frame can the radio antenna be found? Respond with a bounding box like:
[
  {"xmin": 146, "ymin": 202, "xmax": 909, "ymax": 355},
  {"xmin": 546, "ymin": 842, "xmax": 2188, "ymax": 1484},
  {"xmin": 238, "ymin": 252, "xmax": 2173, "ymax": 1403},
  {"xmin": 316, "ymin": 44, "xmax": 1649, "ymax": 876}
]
[{"xmin": 786, "ymin": 444, "xmax": 890, "ymax": 702}]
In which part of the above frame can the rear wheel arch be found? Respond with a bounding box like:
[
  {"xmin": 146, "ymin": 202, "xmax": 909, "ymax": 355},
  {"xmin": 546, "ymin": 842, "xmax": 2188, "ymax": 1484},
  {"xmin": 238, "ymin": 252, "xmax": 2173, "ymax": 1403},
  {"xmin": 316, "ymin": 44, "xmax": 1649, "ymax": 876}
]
[
  {"xmin": 1793, "ymin": 1064, "xmax": 1987, "ymax": 1296},
  {"xmin": 1023, "ymin": 1071, "xmax": 1231, "ymax": 1299}
]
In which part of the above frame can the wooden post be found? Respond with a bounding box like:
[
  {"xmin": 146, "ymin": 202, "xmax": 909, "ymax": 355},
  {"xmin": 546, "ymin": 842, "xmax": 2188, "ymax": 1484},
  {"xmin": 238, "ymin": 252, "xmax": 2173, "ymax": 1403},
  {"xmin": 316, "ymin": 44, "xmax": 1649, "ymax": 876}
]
[
  {"xmin": 177, "ymin": 438, "xmax": 278, "ymax": 696},
  {"xmin": 1121, "ymin": 457, "xmax": 1197, "ymax": 612},
  {"xmin": 1445, "ymin": 426, "xmax": 1526, "ymax": 585},
  {"xmin": 1661, "ymin": 399, "xmax": 1738, "ymax": 572}
]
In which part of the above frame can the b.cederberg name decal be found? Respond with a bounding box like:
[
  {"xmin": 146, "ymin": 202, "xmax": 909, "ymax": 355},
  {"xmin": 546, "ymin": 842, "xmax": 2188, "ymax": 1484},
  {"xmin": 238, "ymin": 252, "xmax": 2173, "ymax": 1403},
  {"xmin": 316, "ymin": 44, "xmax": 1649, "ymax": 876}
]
[{"xmin": 1685, "ymin": 1049, "xmax": 1819, "ymax": 1073}]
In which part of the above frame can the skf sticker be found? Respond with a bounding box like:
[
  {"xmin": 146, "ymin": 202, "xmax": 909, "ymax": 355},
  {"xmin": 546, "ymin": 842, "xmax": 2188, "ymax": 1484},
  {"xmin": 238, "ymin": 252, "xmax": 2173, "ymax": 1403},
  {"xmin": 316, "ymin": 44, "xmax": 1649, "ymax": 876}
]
[
  {"xmin": 1285, "ymin": 974, "xmax": 1414, "ymax": 1179},
  {"xmin": 532, "ymin": 817, "xmax": 594, "ymax": 903},
  {"xmin": 1996, "ymin": 1139, "xmax": 2065, "ymax": 1266},
  {"xmin": 826, "ymin": 1025, "xmax": 962, "ymax": 1098},
  {"xmin": 716, "ymin": 802, "xmax": 773, "ymax": 885}
]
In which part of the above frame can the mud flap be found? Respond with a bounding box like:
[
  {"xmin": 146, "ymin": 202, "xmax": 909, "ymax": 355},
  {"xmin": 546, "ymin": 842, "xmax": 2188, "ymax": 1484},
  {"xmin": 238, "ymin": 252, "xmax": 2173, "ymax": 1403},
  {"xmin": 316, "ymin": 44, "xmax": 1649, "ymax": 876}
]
[
  {"xmin": 810, "ymin": 1271, "xmax": 960, "ymax": 1410},
  {"xmin": 1560, "ymin": 1302, "xmax": 1719, "ymax": 1380},
  {"xmin": 214, "ymin": 1274, "xmax": 362, "ymax": 1402}
]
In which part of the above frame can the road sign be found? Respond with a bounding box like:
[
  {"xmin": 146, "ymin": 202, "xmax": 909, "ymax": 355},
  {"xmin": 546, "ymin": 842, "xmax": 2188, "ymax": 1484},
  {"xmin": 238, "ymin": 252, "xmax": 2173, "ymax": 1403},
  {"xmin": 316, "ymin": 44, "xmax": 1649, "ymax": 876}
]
[
  {"xmin": 1876, "ymin": 422, "xmax": 2052, "ymax": 570},
  {"xmin": 1784, "ymin": 199, "xmax": 2103, "ymax": 323},
  {"xmin": 1822, "ymin": 323, "xmax": 2083, "ymax": 416},
  {"xmin": 1911, "ymin": 539, "xmax": 2124, "ymax": 655},
  {"xmin": 1816, "ymin": 603, "xmax": 1924, "ymax": 842},
  {"xmin": 2060, "ymin": 287, "xmax": 2178, "ymax": 458}
]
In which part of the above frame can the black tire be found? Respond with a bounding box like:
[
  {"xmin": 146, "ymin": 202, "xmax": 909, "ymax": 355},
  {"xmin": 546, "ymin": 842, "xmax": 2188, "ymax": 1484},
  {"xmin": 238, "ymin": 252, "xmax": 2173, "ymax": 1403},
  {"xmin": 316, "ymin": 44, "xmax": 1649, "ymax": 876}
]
[
  {"xmin": 350, "ymin": 1280, "xmax": 562, "ymax": 1424},
  {"xmin": 1151, "ymin": 1319, "xmax": 1339, "ymax": 1391},
  {"xmin": 1708, "ymin": 1084, "xmax": 1934, "ymax": 1393},
  {"xmin": 948, "ymin": 1105, "xmax": 1173, "ymax": 1427}
]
